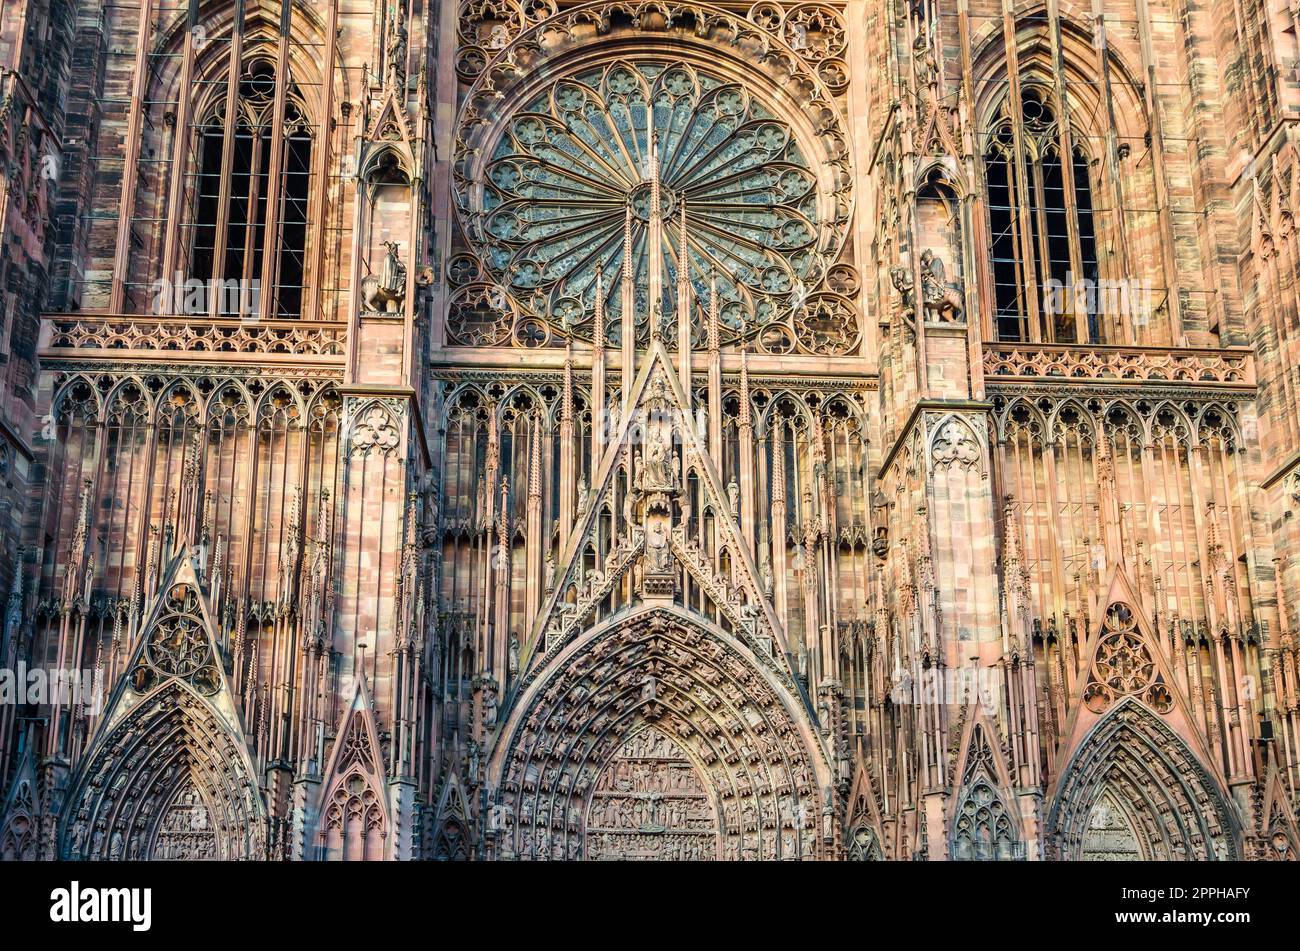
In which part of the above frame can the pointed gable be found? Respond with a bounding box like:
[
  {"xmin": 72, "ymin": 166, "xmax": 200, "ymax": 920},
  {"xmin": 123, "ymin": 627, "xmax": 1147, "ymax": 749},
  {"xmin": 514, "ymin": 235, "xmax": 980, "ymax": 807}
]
[
  {"xmin": 1255, "ymin": 760, "xmax": 1300, "ymax": 860},
  {"xmin": 844, "ymin": 742, "xmax": 888, "ymax": 859},
  {"xmin": 522, "ymin": 339, "xmax": 795, "ymax": 682},
  {"xmin": 316, "ymin": 679, "xmax": 390, "ymax": 860},
  {"xmin": 1055, "ymin": 567, "xmax": 1223, "ymax": 791},
  {"xmin": 63, "ymin": 547, "xmax": 266, "ymax": 860},
  {"xmin": 321, "ymin": 678, "xmax": 387, "ymax": 786},
  {"xmin": 949, "ymin": 711, "xmax": 1022, "ymax": 860},
  {"xmin": 98, "ymin": 547, "xmax": 249, "ymax": 748}
]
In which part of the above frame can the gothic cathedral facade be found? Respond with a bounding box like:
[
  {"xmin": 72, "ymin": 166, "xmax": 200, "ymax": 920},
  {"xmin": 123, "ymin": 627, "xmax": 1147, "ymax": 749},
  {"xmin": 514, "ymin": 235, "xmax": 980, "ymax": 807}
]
[{"xmin": 0, "ymin": 0, "xmax": 1299, "ymax": 862}]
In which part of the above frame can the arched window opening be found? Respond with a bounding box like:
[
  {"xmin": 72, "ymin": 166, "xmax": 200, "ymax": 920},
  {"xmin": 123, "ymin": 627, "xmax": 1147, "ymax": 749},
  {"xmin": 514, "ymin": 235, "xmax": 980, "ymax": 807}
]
[
  {"xmin": 187, "ymin": 57, "xmax": 314, "ymax": 319},
  {"xmin": 983, "ymin": 84, "xmax": 1100, "ymax": 344}
]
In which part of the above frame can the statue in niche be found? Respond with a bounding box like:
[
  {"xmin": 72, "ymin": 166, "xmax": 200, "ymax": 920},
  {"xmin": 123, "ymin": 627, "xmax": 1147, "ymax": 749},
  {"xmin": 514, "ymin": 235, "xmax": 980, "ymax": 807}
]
[
  {"xmin": 727, "ymin": 478, "xmax": 740, "ymax": 516},
  {"xmin": 363, "ymin": 241, "xmax": 408, "ymax": 313},
  {"xmin": 507, "ymin": 636, "xmax": 520, "ymax": 678},
  {"xmin": 576, "ymin": 477, "xmax": 590, "ymax": 518},
  {"xmin": 646, "ymin": 520, "xmax": 671, "ymax": 572},
  {"xmin": 919, "ymin": 249, "xmax": 963, "ymax": 322},
  {"xmin": 644, "ymin": 419, "xmax": 674, "ymax": 490}
]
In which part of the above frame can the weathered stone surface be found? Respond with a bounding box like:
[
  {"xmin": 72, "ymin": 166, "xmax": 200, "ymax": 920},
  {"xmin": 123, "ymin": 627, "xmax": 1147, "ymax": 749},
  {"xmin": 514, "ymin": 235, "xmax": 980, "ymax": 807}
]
[{"xmin": 0, "ymin": 0, "xmax": 1298, "ymax": 863}]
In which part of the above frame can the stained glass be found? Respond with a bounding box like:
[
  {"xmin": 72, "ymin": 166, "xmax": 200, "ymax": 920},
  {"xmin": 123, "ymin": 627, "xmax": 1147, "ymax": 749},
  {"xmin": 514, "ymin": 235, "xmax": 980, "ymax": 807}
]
[{"xmin": 470, "ymin": 60, "xmax": 828, "ymax": 346}]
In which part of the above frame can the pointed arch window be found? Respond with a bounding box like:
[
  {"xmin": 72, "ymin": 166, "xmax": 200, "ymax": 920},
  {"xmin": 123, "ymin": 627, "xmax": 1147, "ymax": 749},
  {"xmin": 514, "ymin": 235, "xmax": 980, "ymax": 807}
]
[
  {"xmin": 187, "ymin": 57, "xmax": 314, "ymax": 319},
  {"xmin": 984, "ymin": 84, "xmax": 1100, "ymax": 344},
  {"xmin": 952, "ymin": 780, "xmax": 1018, "ymax": 860}
]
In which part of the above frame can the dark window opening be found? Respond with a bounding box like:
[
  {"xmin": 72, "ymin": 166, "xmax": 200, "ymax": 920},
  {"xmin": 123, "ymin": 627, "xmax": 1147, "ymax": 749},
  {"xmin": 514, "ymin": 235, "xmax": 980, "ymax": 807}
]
[
  {"xmin": 188, "ymin": 58, "xmax": 314, "ymax": 319},
  {"xmin": 982, "ymin": 86, "xmax": 1102, "ymax": 344}
]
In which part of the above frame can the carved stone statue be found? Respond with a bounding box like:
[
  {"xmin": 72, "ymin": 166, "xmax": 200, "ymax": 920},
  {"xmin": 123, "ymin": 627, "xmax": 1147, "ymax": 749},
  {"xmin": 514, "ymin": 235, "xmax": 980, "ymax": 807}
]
[
  {"xmin": 646, "ymin": 520, "xmax": 671, "ymax": 572},
  {"xmin": 644, "ymin": 422, "xmax": 674, "ymax": 490},
  {"xmin": 363, "ymin": 241, "xmax": 407, "ymax": 313},
  {"xmin": 919, "ymin": 249, "xmax": 963, "ymax": 322},
  {"xmin": 386, "ymin": 3, "xmax": 408, "ymax": 89},
  {"xmin": 507, "ymin": 635, "xmax": 520, "ymax": 678}
]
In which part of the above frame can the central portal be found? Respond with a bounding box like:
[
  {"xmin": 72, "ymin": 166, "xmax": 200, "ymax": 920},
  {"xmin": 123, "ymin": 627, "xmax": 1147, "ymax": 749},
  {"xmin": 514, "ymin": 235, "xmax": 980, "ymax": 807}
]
[{"xmin": 584, "ymin": 726, "xmax": 719, "ymax": 861}]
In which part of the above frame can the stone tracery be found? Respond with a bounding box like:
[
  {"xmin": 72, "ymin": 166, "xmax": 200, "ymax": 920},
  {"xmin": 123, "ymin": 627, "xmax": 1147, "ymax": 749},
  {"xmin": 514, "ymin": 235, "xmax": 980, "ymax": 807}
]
[
  {"xmin": 450, "ymin": 1, "xmax": 859, "ymax": 356},
  {"xmin": 0, "ymin": 0, "xmax": 1295, "ymax": 869},
  {"xmin": 59, "ymin": 565, "xmax": 267, "ymax": 861}
]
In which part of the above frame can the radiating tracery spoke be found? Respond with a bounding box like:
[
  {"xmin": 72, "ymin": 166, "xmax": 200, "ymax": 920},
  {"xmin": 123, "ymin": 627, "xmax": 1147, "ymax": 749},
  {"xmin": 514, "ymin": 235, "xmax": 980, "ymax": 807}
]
[{"xmin": 475, "ymin": 59, "xmax": 829, "ymax": 346}]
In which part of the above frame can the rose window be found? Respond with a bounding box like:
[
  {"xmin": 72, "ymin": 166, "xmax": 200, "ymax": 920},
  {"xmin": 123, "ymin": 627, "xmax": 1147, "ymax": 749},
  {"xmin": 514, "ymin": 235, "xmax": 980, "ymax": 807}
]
[
  {"xmin": 131, "ymin": 583, "xmax": 222, "ymax": 697},
  {"xmin": 455, "ymin": 58, "xmax": 852, "ymax": 352}
]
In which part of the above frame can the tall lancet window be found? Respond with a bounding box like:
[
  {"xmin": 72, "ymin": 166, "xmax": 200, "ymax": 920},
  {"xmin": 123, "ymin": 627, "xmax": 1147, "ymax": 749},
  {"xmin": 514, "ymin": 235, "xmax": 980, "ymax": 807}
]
[
  {"xmin": 188, "ymin": 57, "xmax": 314, "ymax": 319},
  {"xmin": 983, "ymin": 84, "xmax": 1099, "ymax": 344}
]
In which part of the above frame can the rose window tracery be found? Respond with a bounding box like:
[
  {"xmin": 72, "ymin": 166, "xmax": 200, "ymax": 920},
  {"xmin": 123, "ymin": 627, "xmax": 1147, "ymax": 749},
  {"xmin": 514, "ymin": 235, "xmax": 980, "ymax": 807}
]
[
  {"xmin": 1083, "ymin": 602, "xmax": 1173, "ymax": 715},
  {"xmin": 454, "ymin": 56, "xmax": 854, "ymax": 353},
  {"xmin": 130, "ymin": 584, "xmax": 221, "ymax": 697}
]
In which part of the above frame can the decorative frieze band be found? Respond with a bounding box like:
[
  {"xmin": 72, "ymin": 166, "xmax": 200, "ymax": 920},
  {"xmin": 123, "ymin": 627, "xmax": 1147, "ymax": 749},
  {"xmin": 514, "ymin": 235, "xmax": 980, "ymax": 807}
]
[
  {"xmin": 983, "ymin": 343, "xmax": 1253, "ymax": 387},
  {"xmin": 40, "ymin": 315, "xmax": 348, "ymax": 361}
]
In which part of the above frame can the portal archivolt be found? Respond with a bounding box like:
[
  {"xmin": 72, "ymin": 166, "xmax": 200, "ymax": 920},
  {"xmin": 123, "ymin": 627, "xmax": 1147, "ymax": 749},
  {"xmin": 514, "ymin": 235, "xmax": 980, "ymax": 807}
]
[
  {"xmin": 1047, "ymin": 699, "xmax": 1238, "ymax": 860},
  {"xmin": 60, "ymin": 680, "xmax": 266, "ymax": 860},
  {"xmin": 490, "ymin": 606, "xmax": 830, "ymax": 861},
  {"xmin": 59, "ymin": 570, "xmax": 265, "ymax": 861}
]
